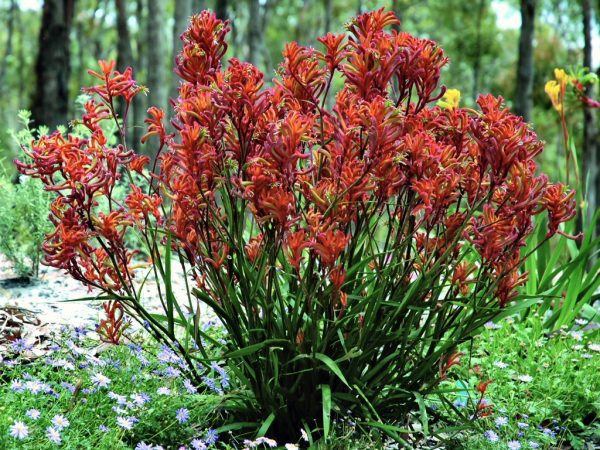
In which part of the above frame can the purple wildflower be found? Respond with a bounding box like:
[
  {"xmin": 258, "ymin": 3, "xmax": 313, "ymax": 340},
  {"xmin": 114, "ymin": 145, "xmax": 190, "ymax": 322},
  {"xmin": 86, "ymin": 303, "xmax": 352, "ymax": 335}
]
[
  {"xmin": 205, "ymin": 429, "xmax": 219, "ymax": 446},
  {"xmin": 26, "ymin": 409, "xmax": 41, "ymax": 420},
  {"xmin": 483, "ymin": 430, "xmax": 499, "ymax": 443},
  {"xmin": 9, "ymin": 421, "xmax": 29, "ymax": 439},
  {"xmin": 51, "ymin": 415, "xmax": 70, "ymax": 430},
  {"xmin": 176, "ymin": 408, "xmax": 190, "ymax": 424},
  {"xmin": 46, "ymin": 427, "xmax": 62, "ymax": 444}
]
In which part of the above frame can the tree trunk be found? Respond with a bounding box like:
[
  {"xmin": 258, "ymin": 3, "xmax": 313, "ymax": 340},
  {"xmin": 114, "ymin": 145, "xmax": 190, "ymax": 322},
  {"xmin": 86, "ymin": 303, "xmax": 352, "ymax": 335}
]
[
  {"xmin": 324, "ymin": 0, "xmax": 332, "ymax": 34},
  {"xmin": 131, "ymin": 0, "xmax": 146, "ymax": 148},
  {"xmin": 0, "ymin": 0, "xmax": 17, "ymax": 89},
  {"xmin": 145, "ymin": 0, "xmax": 167, "ymax": 156},
  {"xmin": 116, "ymin": 0, "xmax": 134, "ymax": 139},
  {"xmin": 215, "ymin": 0, "xmax": 228, "ymax": 21},
  {"xmin": 472, "ymin": 0, "xmax": 485, "ymax": 102},
  {"xmin": 170, "ymin": 0, "xmax": 193, "ymax": 101},
  {"xmin": 514, "ymin": 0, "xmax": 536, "ymax": 121},
  {"xmin": 16, "ymin": 2, "xmax": 25, "ymax": 107},
  {"xmin": 248, "ymin": 0, "xmax": 261, "ymax": 66},
  {"xmin": 31, "ymin": 0, "xmax": 74, "ymax": 129},
  {"xmin": 583, "ymin": 0, "xmax": 597, "ymax": 225}
]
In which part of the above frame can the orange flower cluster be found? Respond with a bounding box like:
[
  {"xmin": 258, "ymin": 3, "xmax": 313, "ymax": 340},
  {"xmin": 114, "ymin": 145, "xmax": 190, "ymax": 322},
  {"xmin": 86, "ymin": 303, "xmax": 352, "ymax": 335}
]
[
  {"xmin": 16, "ymin": 65, "xmax": 159, "ymax": 293},
  {"xmin": 18, "ymin": 8, "xmax": 576, "ymax": 311},
  {"xmin": 160, "ymin": 9, "xmax": 575, "ymax": 307}
]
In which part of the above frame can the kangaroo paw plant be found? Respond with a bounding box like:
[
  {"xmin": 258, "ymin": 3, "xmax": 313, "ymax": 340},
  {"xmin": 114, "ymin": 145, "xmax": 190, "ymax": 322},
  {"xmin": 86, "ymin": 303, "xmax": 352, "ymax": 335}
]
[{"xmin": 16, "ymin": 8, "xmax": 576, "ymax": 443}]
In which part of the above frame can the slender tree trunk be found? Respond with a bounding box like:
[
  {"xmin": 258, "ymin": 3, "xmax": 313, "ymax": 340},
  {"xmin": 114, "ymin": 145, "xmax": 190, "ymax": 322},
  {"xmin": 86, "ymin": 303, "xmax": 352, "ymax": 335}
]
[
  {"xmin": 514, "ymin": 0, "xmax": 536, "ymax": 121},
  {"xmin": 248, "ymin": 0, "xmax": 261, "ymax": 66},
  {"xmin": 0, "ymin": 0, "xmax": 17, "ymax": 89},
  {"xmin": 472, "ymin": 0, "xmax": 485, "ymax": 102},
  {"xmin": 116, "ymin": 0, "xmax": 134, "ymax": 73},
  {"xmin": 94, "ymin": 0, "xmax": 108, "ymax": 61},
  {"xmin": 146, "ymin": 0, "xmax": 167, "ymax": 157},
  {"xmin": 324, "ymin": 0, "xmax": 332, "ymax": 34},
  {"xmin": 16, "ymin": 2, "xmax": 25, "ymax": 107},
  {"xmin": 171, "ymin": 0, "xmax": 192, "ymax": 101},
  {"xmin": 116, "ymin": 0, "xmax": 134, "ymax": 140},
  {"xmin": 31, "ymin": 0, "xmax": 74, "ymax": 129},
  {"xmin": 215, "ymin": 0, "xmax": 228, "ymax": 21},
  {"xmin": 131, "ymin": 0, "xmax": 146, "ymax": 148},
  {"xmin": 583, "ymin": 0, "xmax": 597, "ymax": 225}
]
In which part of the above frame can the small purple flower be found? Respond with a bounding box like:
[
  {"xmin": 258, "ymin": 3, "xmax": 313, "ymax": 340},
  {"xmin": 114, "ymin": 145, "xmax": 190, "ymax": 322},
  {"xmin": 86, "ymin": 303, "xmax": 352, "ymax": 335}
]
[
  {"xmin": 46, "ymin": 427, "xmax": 62, "ymax": 444},
  {"xmin": 10, "ymin": 338, "xmax": 33, "ymax": 353},
  {"xmin": 163, "ymin": 366, "xmax": 182, "ymax": 378},
  {"xmin": 98, "ymin": 424, "xmax": 109, "ymax": 433},
  {"xmin": 25, "ymin": 380, "xmax": 45, "ymax": 395},
  {"xmin": 157, "ymin": 387, "xmax": 171, "ymax": 396},
  {"xmin": 542, "ymin": 427, "xmax": 555, "ymax": 438},
  {"xmin": 517, "ymin": 422, "xmax": 529, "ymax": 429},
  {"xmin": 131, "ymin": 392, "xmax": 151, "ymax": 406},
  {"xmin": 51, "ymin": 415, "xmax": 70, "ymax": 430},
  {"xmin": 528, "ymin": 441, "xmax": 540, "ymax": 449},
  {"xmin": 201, "ymin": 377, "xmax": 223, "ymax": 395},
  {"xmin": 191, "ymin": 438, "xmax": 207, "ymax": 450},
  {"xmin": 507, "ymin": 440, "xmax": 521, "ymax": 450},
  {"xmin": 9, "ymin": 421, "xmax": 29, "ymax": 439},
  {"xmin": 176, "ymin": 408, "xmax": 190, "ymax": 424},
  {"xmin": 116, "ymin": 416, "xmax": 135, "ymax": 430},
  {"xmin": 495, "ymin": 416, "xmax": 508, "ymax": 427},
  {"xmin": 11, "ymin": 380, "xmax": 24, "ymax": 392},
  {"xmin": 135, "ymin": 442, "xmax": 153, "ymax": 450},
  {"xmin": 483, "ymin": 430, "xmax": 499, "ymax": 443},
  {"xmin": 26, "ymin": 409, "xmax": 41, "ymax": 420},
  {"xmin": 91, "ymin": 372, "xmax": 111, "ymax": 388},
  {"xmin": 205, "ymin": 428, "xmax": 219, "ymax": 445},
  {"xmin": 183, "ymin": 379, "xmax": 198, "ymax": 394}
]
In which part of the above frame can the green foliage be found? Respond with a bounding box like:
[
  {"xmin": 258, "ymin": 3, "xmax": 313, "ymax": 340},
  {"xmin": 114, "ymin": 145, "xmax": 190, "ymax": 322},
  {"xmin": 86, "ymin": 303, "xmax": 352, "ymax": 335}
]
[
  {"xmin": 441, "ymin": 314, "xmax": 600, "ymax": 449},
  {"xmin": 520, "ymin": 212, "xmax": 600, "ymax": 331},
  {"xmin": 0, "ymin": 324, "xmax": 223, "ymax": 450},
  {"xmin": 0, "ymin": 111, "xmax": 52, "ymax": 278}
]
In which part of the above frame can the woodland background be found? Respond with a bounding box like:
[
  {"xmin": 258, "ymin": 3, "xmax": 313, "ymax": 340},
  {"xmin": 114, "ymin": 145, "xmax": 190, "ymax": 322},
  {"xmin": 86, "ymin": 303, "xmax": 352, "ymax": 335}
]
[{"xmin": 0, "ymin": 0, "xmax": 598, "ymax": 211}]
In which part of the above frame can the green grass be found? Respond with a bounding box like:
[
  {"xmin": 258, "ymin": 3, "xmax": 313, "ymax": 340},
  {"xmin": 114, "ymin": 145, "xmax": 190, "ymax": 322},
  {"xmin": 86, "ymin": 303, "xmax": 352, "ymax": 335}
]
[
  {"xmin": 1, "ymin": 313, "xmax": 598, "ymax": 450},
  {"xmin": 436, "ymin": 315, "xmax": 600, "ymax": 450}
]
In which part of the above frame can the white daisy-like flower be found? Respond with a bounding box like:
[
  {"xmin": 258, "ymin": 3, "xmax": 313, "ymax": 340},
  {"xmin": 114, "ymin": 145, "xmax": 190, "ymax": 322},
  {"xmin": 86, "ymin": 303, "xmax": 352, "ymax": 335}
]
[
  {"xmin": 493, "ymin": 360, "xmax": 509, "ymax": 369},
  {"xmin": 91, "ymin": 372, "xmax": 111, "ymax": 388},
  {"xmin": 300, "ymin": 429, "xmax": 309, "ymax": 442},
  {"xmin": 570, "ymin": 331, "xmax": 584, "ymax": 341},
  {"xmin": 588, "ymin": 343, "xmax": 600, "ymax": 352},
  {"xmin": 9, "ymin": 421, "xmax": 29, "ymax": 439},
  {"xmin": 51, "ymin": 415, "xmax": 70, "ymax": 430},
  {"xmin": 517, "ymin": 374, "xmax": 533, "ymax": 383}
]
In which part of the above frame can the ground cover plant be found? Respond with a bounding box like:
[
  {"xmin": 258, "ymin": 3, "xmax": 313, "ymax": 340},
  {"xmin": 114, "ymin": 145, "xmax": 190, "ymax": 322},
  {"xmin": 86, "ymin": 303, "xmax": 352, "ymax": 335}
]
[
  {"xmin": 435, "ymin": 316, "xmax": 600, "ymax": 450},
  {"xmin": 11, "ymin": 7, "xmax": 584, "ymax": 446}
]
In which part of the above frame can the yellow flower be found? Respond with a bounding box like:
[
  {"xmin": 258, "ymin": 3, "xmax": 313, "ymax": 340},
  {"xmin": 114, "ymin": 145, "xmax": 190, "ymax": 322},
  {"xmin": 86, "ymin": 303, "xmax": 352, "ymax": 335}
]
[
  {"xmin": 545, "ymin": 80, "xmax": 562, "ymax": 112},
  {"xmin": 545, "ymin": 68, "xmax": 572, "ymax": 113},
  {"xmin": 554, "ymin": 68, "xmax": 570, "ymax": 89},
  {"xmin": 438, "ymin": 88, "xmax": 461, "ymax": 110}
]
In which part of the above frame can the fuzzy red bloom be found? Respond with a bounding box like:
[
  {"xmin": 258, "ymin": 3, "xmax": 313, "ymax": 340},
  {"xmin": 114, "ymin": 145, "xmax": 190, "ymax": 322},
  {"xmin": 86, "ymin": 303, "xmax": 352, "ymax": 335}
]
[
  {"xmin": 285, "ymin": 230, "xmax": 309, "ymax": 270},
  {"xmin": 311, "ymin": 230, "xmax": 349, "ymax": 267},
  {"xmin": 97, "ymin": 301, "xmax": 129, "ymax": 345},
  {"xmin": 125, "ymin": 184, "xmax": 162, "ymax": 222},
  {"xmin": 141, "ymin": 106, "xmax": 171, "ymax": 146},
  {"xmin": 439, "ymin": 351, "xmax": 463, "ymax": 380},
  {"xmin": 85, "ymin": 60, "xmax": 143, "ymax": 104},
  {"xmin": 128, "ymin": 154, "xmax": 150, "ymax": 173},
  {"xmin": 544, "ymin": 183, "xmax": 577, "ymax": 237},
  {"xmin": 476, "ymin": 379, "xmax": 493, "ymax": 395}
]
